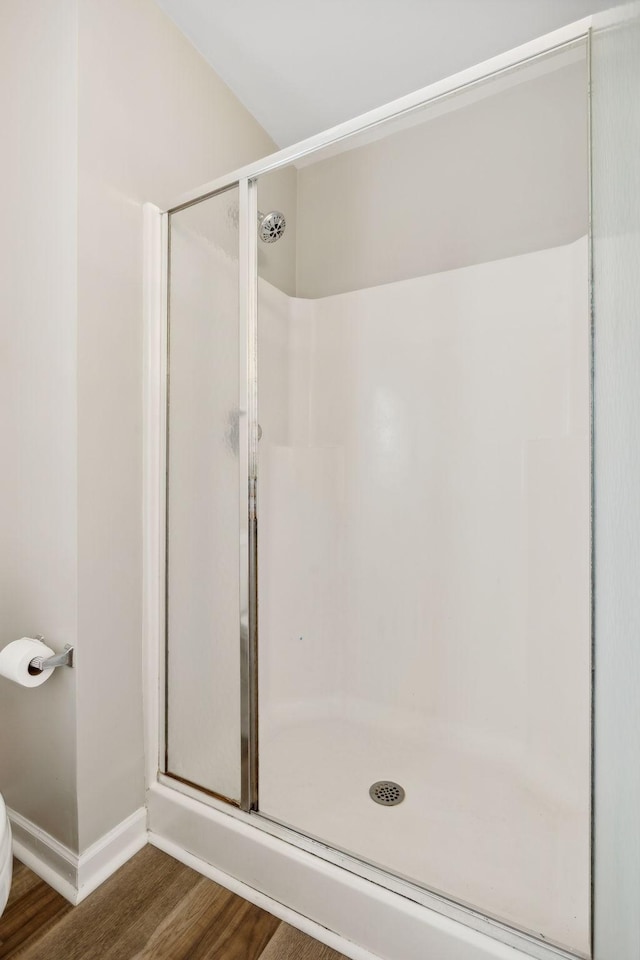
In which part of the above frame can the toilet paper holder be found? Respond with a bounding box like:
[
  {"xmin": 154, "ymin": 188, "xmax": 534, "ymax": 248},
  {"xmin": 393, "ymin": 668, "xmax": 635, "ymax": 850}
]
[{"xmin": 29, "ymin": 637, "xmax": 74, "ymax": 672}]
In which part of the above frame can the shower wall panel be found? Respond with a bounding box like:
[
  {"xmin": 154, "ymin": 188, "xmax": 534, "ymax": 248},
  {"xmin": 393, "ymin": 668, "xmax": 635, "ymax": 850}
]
[
  {"xmin": 257, "ymin": 237, "xmax": 590, "ymax": 954},
  {"xmin": 295, "ymin": 61, "xmax": 588, "ymax": 298}
]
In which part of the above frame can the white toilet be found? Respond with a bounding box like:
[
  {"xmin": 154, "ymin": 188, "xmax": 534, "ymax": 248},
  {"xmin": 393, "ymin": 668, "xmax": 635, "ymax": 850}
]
[{"xmin": 0, "ymin": 793, "xmax": 12, "ymax": 915}]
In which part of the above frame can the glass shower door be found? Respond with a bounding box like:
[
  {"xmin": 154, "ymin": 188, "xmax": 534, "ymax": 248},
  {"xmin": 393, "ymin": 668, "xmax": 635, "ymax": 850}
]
[
  {"xmin": 157, "ymin": 37, "xmax": 593, "ymax": 959},
  {"xmin": 255, "ymin": 50, "xmax": 591, "ymax": 955}
]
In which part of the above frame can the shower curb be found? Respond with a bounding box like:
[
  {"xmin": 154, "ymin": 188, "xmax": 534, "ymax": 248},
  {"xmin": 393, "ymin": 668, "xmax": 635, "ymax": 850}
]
[{"xmin": 148, "ymin": 782, "xmax": 565, "ymax": 960}]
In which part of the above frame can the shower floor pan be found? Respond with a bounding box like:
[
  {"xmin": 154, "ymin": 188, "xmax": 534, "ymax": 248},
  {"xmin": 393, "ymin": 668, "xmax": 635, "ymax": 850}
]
[{"xmin": 258, "ymin": 710, "xmax": 590, "ymax": 957}]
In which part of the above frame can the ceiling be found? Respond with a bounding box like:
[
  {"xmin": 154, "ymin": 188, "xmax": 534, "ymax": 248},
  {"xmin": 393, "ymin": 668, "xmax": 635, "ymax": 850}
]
[{"xmin": 155, "ymin": 0, "xmax": 614, "ymax": 147}]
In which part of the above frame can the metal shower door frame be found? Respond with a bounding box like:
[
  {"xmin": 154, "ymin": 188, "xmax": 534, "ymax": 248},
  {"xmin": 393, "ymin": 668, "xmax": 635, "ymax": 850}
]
[
  {"xmin": 239, "ymin": 177, "xmax": 260, "ymax": 812},
  {"xmin": 152, "ymin": 178, "xmax": 259, "ymax": 810},
  {"xmin": 142, "ymin": 11, "xmax": 640, "ymax": 958}
]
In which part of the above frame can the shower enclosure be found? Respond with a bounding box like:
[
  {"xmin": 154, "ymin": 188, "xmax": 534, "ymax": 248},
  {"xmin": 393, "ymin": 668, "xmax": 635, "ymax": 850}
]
[{"xmin": 145, "ymin": 12, "xmax": 640, "ymax": 960}]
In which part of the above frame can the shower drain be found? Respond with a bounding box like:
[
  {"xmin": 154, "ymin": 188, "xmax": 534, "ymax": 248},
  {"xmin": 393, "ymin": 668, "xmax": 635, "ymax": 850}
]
[{"xmin": 369, "ymin": 781, "xmax": 405, "ymax": 806}]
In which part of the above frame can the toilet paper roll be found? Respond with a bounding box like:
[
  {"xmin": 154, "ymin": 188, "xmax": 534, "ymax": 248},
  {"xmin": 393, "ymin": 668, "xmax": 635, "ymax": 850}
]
[{"xmin": 0, "ymin": 637, "xmax": 56, "ymax": 688}]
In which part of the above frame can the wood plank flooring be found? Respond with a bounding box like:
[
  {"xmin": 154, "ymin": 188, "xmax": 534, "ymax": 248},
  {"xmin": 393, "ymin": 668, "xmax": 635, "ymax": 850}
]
[{"xmin": 0, "ymin": 846, "xmax": 349, "ymax": 960}]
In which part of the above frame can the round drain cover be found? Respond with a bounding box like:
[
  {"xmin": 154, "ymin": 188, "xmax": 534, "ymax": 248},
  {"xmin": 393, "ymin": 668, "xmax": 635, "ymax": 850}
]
[{"xmin": 369, "ymin": 781, "xmax": 405, "ymax": 806}]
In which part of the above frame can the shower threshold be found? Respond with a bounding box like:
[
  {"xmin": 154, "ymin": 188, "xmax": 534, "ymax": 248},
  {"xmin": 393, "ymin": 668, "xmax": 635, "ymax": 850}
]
[{"xmin": 155, "ymin": 774, "xmax": 584, "ymax": 960}]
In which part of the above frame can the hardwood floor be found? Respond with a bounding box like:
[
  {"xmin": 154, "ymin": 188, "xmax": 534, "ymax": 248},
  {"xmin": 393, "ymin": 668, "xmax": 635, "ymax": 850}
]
[{"xmin": 0, "ymin": 846, "xmax": 348, "ymax": 960}]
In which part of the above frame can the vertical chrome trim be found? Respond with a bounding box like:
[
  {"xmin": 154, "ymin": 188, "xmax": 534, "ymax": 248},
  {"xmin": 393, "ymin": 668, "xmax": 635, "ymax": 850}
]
[
  {"xmin": 239, "ymin": 178, "xmax": 259, "ymax": 810},
  {"xmin": 142, "ymin": 203, "xmax": 166, "ymax": 791},
  {"xmin": 160, "ymin": 210, "xmax": 169, "ymax": 775},
  {"xmin": 586, "ymin": 27, "xmax": 595, "ymax": 960},
  {"xmin": 239, "ymin": 179, "xmax": 250, "ymax": 808},
  {"xmin": 247, "ymin": 179, "xmax": 259, "ymax": 811}
]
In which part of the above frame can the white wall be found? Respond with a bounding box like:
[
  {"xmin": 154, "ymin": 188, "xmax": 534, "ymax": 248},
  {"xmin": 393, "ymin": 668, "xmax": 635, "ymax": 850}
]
[
  {"xmin": 257, "ymin": 168, "xmax": 298, "ymax": 297},
  {"xmin": 592, "ymin": 6, "xmax": 640, "ymax": 959},
  {"xmin": 75, "ymin": 0, "xmax": 280, "ymax": 851},
  {"xmin": 0, "ymin": 0, "xmax": 79, "ymax": 849},
  {"xmin": 295, "ymin": 58, "xmax": 588, "ymax": 298},
  {"xmin": 1, "ymin": 0, "xmax": 281, "ymax": 857}
]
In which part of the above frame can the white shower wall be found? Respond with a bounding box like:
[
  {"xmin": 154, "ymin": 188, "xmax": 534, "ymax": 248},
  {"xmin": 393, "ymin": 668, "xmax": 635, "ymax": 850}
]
[{"xmin": 257, "ymin": 237, "xmax": 590, "ymax": 953}]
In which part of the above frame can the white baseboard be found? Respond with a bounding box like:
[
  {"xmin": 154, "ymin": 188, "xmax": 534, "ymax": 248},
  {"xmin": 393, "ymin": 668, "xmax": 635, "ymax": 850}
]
[
  {"xmin": 148, "ymin": 782, "xmax": 548, "ymax": 960},
  {"xmin": 76, "ymin": 808, "xmax": 148, "ymax": 902},
  {"xmin": 9, "ymin": 808, "xmax": 78, "ymax": 902},
  {"xmin": 8, "ymin": 806, "xmax": 147, "ymax": 905}
]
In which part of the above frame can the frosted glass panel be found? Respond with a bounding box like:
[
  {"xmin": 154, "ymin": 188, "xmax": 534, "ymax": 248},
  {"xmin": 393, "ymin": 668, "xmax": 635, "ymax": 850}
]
[{"xmin": 166, "ymin": 187, "xmax": 241, "ymax": 802}]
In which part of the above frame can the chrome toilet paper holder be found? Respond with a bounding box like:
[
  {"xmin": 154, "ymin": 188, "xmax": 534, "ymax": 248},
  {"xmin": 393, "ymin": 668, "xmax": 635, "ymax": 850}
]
[{"xmin": 29, "ymin": 637, "xmax": 74, "ymax": 671}]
